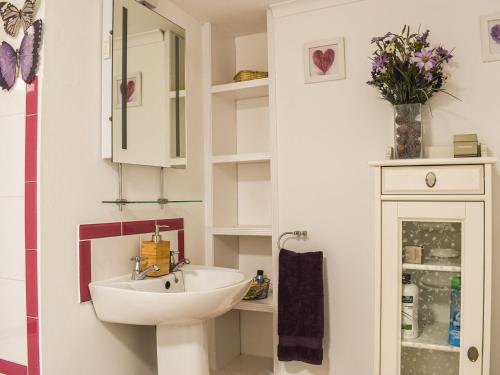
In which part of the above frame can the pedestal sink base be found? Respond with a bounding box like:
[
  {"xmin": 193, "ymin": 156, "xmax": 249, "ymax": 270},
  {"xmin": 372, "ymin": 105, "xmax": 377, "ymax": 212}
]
[{"xmin": 157, "ymin": 322, "xmax": 210, "ymax": 375}]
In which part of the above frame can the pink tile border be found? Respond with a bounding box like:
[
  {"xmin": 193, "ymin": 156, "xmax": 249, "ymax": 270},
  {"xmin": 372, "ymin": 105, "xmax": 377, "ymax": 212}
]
[
  {"xmin": 79, "ymin": 241, "xmax": 92, "ymax": 303},
  {"xmin": 78, "ymin": 218, "xmax": 185, "ymax": 303},
  {"xmin": 25, "ymin": 182, "xmax": 37, "ymax": 250},
  {"xmin": 26, "ymin": 77, "xmax": 38, "ymax": 116},
  {"xmin": 122, "ymin": 220, "xmax": 156, "ymax": 235},
  {"xmin": 178, "ymin": 230, "xmax": 185, "ymax": 260},
  {"xmin": 26, "ymin": 250, "xmax": 38, "ymax": 318},
  {"xmin": 25, "ymin": 115, "xmax": 37, "ymax": 182},
  {"xmin": 25, "ymin": 77, "xmax": 38, "ymax": 374},
  {"xmin": 27, "ymin": 318, "xmax": 39, "ymax": 375},
  {"xmin": 0, "ymin": 359, "xmax": 27, "ymax": 375},
  {"xmin": 79, "ymin": 222, "xmax": 122, "ymax": 240}
]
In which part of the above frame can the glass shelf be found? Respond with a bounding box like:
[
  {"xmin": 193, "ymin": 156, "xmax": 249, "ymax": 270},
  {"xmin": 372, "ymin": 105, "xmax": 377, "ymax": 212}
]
[{"xmin": 102, "ymin": 199, "xmax": 202, "ymax": 205}]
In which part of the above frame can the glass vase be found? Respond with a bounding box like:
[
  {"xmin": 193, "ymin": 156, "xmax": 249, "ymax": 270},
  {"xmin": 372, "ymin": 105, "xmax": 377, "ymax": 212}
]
[{"xmin": 393, "ymin": 103, "xmax": 423, "ymax": 159}]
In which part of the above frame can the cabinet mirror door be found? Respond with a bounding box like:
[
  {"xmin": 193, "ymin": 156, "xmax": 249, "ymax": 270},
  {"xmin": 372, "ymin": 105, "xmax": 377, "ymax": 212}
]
[
  {"xmin": 381, "ymin": 202, "xmax": 484, "ymax": 375},
  {"xmin": 111, "ymin": 0, "xmax": 186, "ymax": 167}
]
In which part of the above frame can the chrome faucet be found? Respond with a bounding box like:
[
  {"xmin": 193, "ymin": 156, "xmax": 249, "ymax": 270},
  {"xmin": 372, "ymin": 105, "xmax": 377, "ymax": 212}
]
[
  {"xmin": 169, "ymin": 251, "xmax": 191, "ymax": 273},
  {"xmin": 130, "ymin": 256, "xmax": 160, "ymax": 280}
]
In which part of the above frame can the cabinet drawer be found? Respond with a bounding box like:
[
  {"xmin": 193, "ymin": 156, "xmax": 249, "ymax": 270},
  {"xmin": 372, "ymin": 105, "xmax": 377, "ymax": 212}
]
[{"xmin": 382, "ymin": 165, "xmax": 484, "ymax": 195}]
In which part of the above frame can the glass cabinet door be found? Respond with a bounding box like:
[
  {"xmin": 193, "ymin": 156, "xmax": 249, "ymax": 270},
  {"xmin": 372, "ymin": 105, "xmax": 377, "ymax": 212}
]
[{"xmin": 381, "ymin": 202, "xmax": 484, "ymax": 375}]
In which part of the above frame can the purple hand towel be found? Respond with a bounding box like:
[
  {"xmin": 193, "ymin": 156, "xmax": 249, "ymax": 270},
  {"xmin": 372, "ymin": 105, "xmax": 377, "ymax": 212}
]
[{"xmin": 278, "ymin": 248, "xmax": 324, "ymax": 365}]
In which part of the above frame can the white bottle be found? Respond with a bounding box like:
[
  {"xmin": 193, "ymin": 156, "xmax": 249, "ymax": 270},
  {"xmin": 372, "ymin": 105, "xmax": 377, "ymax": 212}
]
[{"xmin": 402, "ymin": 273, "xmax": 419, "ymax": 339}]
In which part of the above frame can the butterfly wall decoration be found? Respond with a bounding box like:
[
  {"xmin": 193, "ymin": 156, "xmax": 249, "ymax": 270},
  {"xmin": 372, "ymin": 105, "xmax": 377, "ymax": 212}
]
[
  {"xmin": 0, "ymin": 0, "xmax": 36, "ymax": 37},
  {"xmin": 0, "ymin": 18, "xmax": 42, "ymax": 90}
]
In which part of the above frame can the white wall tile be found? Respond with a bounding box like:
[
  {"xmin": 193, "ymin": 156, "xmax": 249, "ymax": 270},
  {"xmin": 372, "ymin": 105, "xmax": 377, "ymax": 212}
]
[
  {"xmin": 0, "ymin": 114, "xmax": 25, "ymax": 196},
  {"xmin": 0, "ymin": 197, "xmax": 25, "ymax": 280},
  {"xmin": 0, "ymin": 279, "xmax": 27, "ymax": 365},
  {"xmin": 91, "ymin": 235, "xmax": 141, "ymax": 282},
  {"xmin": 0, "ymin": 80, "xmax": 26, "ymax": 118}
]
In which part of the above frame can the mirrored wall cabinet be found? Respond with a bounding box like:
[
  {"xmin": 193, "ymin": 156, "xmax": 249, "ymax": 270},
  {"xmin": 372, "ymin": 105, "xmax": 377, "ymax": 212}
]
[
  {"xmin": 101, "ymin": 0, "xmax": 186, "ymax": 168},
  {"xmin": 370, "ymin": 157, "xmax": 496, "ymax": 375}
]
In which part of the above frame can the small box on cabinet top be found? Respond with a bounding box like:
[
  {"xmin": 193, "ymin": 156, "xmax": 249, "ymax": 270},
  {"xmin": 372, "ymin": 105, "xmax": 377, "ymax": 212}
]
[{"xmin": 454, "ymin": 134, "xmax": 478, "ymax": 157}]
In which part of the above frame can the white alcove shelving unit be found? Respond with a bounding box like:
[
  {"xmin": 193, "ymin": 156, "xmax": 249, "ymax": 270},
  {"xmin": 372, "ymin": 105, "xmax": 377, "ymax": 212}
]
[{"xmin": 203, "ymin": 14, "xmax": 277, "ymax": 375}]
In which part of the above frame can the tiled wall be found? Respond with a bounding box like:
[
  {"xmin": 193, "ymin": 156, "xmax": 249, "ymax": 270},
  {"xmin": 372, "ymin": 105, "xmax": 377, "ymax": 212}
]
[
  {"xmin": 78, "ymin": 218, "xmax": 184, "ymax": 303},
  {"xmin": 0, "ymin": 76, "xmax": 39, "ymax": 375}
]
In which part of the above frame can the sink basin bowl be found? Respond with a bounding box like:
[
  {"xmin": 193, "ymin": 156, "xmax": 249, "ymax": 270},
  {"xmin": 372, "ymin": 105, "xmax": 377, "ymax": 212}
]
[{"xmin": 89, "ymin": 264, "xmax": 252, "ymax": 326}]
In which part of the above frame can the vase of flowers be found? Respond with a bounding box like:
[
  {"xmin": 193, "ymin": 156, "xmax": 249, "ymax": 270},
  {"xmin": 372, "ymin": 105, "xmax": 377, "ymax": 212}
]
[{"xmin": 367, "ymin": 26, "xmax": 454, "ymax": 159}]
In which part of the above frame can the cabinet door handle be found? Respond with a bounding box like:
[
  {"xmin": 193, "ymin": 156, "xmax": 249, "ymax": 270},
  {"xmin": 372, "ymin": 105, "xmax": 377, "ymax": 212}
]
[
  {"xmin": 425, "ymin": 172, "xmax": 437, "ymax": 188},
  {"xmin": 468, "ymin": 346, "xmax": 479, "ymax": 362}
]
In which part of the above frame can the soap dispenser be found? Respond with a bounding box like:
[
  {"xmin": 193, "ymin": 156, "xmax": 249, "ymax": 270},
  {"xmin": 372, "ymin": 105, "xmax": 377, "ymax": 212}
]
[{"xmin": 140, "ymin": 225, "xmax": 170, "ymax": 277}]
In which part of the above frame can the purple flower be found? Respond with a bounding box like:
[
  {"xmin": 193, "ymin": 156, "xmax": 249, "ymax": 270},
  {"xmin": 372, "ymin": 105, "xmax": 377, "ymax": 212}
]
[
  {"xmin": 372, "ymin": 54, "xmax": 389, "ymax": 73},
  {"xmin": 436, "ymin": 46, "xmax": 453, "ymax": 62},
  {"xmin": 424, "ymin": 72, "xmax": 433, "ymax": 82},
  {"xmin": 371, "ymin": 32, "xmax": 392, "ymax": 44},
  {"xmin": 414, "ymin": 49, "xmax": 436, "ymax": 71},
  {"xmin": 416, "ymin": 30, "xmax": 430, "ymax": 46},
  {"xmin": 490, "ymin": 24, "xmax": 500, "ymax": 44}
]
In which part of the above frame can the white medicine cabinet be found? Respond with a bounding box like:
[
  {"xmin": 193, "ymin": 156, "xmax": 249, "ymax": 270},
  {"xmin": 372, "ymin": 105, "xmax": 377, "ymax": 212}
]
[{"xmin": 371, "ymin": 158, "xmax": 496, "ymax": 375}]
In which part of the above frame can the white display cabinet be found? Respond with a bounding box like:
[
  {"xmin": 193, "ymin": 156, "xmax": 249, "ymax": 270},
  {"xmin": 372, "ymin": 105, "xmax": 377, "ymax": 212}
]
[
  {"xmin": 203, "ymin": 15, "xmax": 276, "ymax": 375},
  {"xmin": 370, "ymin": 157, "xmax": 496, "ymax": 375}
]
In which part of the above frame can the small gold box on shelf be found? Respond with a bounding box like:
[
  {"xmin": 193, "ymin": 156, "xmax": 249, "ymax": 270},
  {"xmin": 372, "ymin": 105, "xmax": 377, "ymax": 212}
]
[
  {"xmin": 233, "ymin": 70, "xmax": 268, "ymax": 82},
  {"xmin": 454, "ymin": 134, "xmax": 478, "ymax": 157}
]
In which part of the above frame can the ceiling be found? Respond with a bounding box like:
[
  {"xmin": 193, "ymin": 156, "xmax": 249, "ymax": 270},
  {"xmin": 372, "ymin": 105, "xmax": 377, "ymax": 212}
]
[{"xmin": 168, "ymin": 0, "xmax": 287, "ymax": 35}]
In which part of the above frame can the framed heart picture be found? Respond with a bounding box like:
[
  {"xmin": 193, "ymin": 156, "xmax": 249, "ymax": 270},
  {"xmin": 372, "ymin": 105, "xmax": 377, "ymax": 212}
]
[
  {"xmin": 114, "ymin": 72, "xmax": 142, "ymax": 108},
  {"xmin": 304, "ymin": 37, "xmax": 345, "ymax": 83}
]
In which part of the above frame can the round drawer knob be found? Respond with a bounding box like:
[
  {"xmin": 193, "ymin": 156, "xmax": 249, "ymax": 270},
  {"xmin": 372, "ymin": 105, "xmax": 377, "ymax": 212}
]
[
  {"xmin": 425, "ymin": 172, "xmax": 437, "ymax": 188},
  {"xmin": 468, "ymin": 346, "xmax": 479, "ymax": 362}
]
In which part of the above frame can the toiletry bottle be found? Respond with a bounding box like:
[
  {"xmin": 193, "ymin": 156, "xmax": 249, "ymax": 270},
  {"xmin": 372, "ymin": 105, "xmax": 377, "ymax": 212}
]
[
  {"xmin": 140, "ymin": 225, "xmax": 170, "ymax": 277},
  {"xmin": 402, "ymin": 273, "xmax": 419, "ymax": 339},
  {"xmin": 256, "ymin": 270, "xmax": 265, "ymax": 284},
  {"xmin": 448, "ymin": 276, "xmax": 461, "ymax": 347}
]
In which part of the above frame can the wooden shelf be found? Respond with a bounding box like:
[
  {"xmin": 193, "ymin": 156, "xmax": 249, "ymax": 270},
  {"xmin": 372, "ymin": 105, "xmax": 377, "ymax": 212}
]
[
  {"xmin": 210, "ymin": 226, "xmax": 272, "ymax": 236},
  {"xmin": 234, "ymin": 294, "xmax": 273, "ymax": 313},
  {"xmin": 211, "ymin": 79, "xmax": 269, "ymax": 100},
  {"xmin": 211, "ymin": 354, "xmax": 273, "ymax": 375},
  {"xmin": 402, "ymin": 322, "xmax": 460, "ymax": 353},
  {"xmin": 402, "ymin": 263, "xmax": 461, "ymax": 272},
  {"xmin": 211, "ymin": 153, "xmax": 271, "ymax": 164}
]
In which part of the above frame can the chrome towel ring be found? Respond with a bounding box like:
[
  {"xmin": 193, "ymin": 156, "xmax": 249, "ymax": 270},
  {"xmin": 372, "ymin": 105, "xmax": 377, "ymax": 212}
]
[{"xmin": 278, "ymin": 230, "xmax": 308, "ymax": 250}]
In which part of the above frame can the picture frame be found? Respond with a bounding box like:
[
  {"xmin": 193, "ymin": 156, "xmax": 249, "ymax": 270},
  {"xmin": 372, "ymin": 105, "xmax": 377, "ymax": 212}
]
[
  {"xmin": 480, "ymin": 12, "xmax": 500, "ymax": 62},
  {"xmin": 114, "ymin": 72, "xmax": 142, "ymax": 108},
  {"xmin": 304, "ymin": 37, "xmax": 345, "ymax": 83}
]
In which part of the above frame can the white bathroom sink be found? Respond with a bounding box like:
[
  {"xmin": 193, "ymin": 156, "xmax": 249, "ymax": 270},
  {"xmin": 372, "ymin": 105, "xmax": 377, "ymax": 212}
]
[{"xmin": 89, "ymin": 265, "xmax": 252, "ymax": 325}]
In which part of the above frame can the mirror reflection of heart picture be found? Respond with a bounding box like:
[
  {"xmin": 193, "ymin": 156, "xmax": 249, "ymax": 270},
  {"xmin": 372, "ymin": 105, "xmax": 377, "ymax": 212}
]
[
  {"xmin": 304, "ymin": 37, "xmax": 346, "ymax": 83},
  {"xmin": 114, "ymin": 72, "xmax": 142, "ymax": 108}
]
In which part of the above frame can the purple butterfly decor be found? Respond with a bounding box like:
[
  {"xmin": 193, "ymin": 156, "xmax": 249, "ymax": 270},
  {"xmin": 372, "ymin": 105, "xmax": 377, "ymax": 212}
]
[{"xmin": 0, "ymin": 18, "xmax": 42, "ymax": 91}]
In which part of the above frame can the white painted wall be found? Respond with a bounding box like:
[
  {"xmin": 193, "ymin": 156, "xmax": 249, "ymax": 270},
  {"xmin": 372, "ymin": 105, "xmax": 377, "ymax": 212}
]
[
  {"xmin": 39, "ymin": 0, "xmax": 203, "ymax": 373},
  {"xmin": 270, "ymin": 0, "xmax": 500, "ymax": 374}
]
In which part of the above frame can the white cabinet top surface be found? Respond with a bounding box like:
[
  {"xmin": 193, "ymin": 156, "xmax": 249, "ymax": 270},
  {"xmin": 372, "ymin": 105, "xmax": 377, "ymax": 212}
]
[{"xmin": 369, "ymin": 157, "xmax": 497, "ymax": 167}]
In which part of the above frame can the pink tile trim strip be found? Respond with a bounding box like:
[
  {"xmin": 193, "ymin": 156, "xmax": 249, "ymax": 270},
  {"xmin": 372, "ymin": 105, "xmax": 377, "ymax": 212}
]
[
  {"xmin": 79, "ymin": 241, "xmax": 92, "ymax": 303},
  {"xmin": 26, "ymin": 77, "xmax": 38, "ymax": 116},
  {"xmin": 25, "ymin": 115, "xmax": 37, "ymax": 182},
  {"xmin": 26, "ymin": 250, "xmax": 38, "ymax": 318},
  {"xmin": 13, "ymin": 75, "xmax": 40, "ymax": 375},
  {"xmin": 0, "ymin": 359, "xmax": 27, "ymax": 375},
  {"xmin": 178, "ymin": 230, "xmax": 185, "ymax": 260},
  {"xmin": 79, "ymin": 222, "xmax": 122, "ymax": 240},
  {"xmin": 78, "ymin": 218, "xmax": 184, "ymax": 302},
  {"xmin": 25, "ymin": 182, "xmax": 37, "ymax": 250},
  {"xmin": 156, "ymin": 218, "xmax": 183, "ymax": 231},
  {"xmin": 122, "ymin": 220, "xmax": 156, "ymax": 235},
  {"xmin": 27, "ymin": 318, "xmax": 39, "ymax": 375}
]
